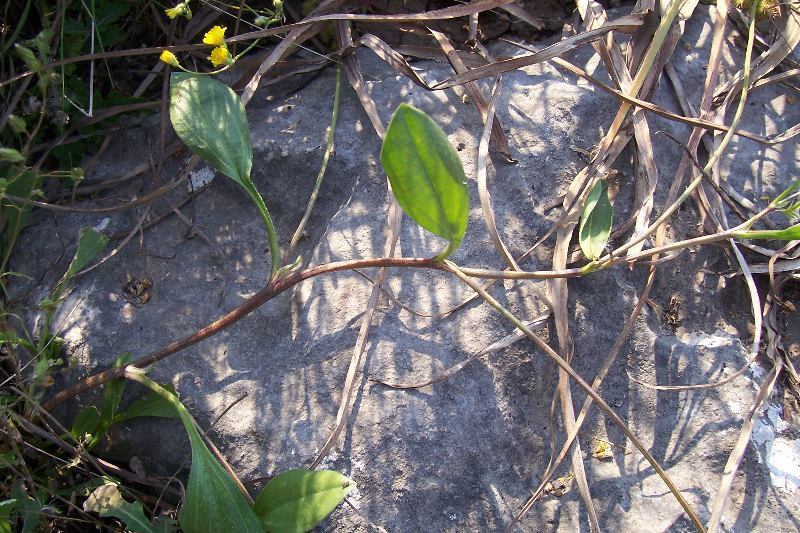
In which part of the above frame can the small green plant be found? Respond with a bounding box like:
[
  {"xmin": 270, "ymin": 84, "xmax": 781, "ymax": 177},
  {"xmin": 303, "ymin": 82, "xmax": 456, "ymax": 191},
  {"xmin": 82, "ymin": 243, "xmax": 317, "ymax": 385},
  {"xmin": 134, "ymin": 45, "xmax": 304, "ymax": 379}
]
[
  {"xmin": 160, "ymin": 61, "xmax": 356, "ymax": 533},
  {"xmin": 168, "ymin": 72, "xmax": 281, "ymax": 278},
  {"xmin": 117, "ymin": 368, "xmax": 353, "ymax": 533},
  {"xmin": 3, "ymin": 2, "xmax": 799, "ymax": 530}
]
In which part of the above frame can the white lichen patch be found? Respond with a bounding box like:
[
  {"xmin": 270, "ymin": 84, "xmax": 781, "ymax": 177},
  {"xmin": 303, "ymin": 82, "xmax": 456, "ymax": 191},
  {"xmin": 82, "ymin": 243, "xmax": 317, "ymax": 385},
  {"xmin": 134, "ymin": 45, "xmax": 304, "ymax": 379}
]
[
  {"xmin": 751, "ymin": 402, "xmax": 800, "ymax": 493},
  {"xmin": 188, "ymin": 166, "xmax": 215, "ymax": 191},
  {"xmin": 92, "ymin": 217, "xmax": 110, "ymax": 232}
]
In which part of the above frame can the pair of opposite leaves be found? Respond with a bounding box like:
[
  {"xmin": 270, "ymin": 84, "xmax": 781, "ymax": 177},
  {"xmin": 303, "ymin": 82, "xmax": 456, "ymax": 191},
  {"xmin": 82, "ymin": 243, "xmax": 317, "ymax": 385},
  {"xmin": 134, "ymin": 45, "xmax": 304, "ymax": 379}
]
[{"xmin": 167, "ymin": 73, "xmax": 611, "ymax": 264}]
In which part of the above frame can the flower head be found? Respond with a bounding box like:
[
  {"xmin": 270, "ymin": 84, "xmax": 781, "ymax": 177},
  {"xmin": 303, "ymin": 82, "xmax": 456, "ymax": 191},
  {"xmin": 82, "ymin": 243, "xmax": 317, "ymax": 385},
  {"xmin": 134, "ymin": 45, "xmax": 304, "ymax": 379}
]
[
  {"xmin": 159, "ymin": 50, "xmax": 179, "ymax": 67},
  {"xmin": 203, "ymin": 26, "xmax": 226, "ymax": 47},
  {"xmin": 165, "ymin": 1, "xmax": 192, "ymax": 20},
  {"xmin": 208, "ymin": 46, "xmax": 231, "ymax": 67}
]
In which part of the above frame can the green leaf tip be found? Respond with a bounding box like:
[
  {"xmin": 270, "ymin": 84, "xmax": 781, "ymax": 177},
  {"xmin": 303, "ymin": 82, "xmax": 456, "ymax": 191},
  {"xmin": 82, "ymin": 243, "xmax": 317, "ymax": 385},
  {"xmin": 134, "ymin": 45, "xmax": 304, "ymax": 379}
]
[
  {"xmin": 254, "ymin": 469, "xmax": 354, "ymax": 533},
  {"xmin": 381, "ymin": 103, "xmax": 469, "ymax": 258}
]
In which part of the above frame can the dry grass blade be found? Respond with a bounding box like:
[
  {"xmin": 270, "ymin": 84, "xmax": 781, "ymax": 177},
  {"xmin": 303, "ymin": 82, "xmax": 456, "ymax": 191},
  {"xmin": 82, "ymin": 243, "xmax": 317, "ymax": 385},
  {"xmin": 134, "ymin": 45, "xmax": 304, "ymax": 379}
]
[
  {"xmin": 239, "ymin": 24, "xmax": 325, "ymax": 105},
  {"xmin": 285, "ymin": 67, "xmax": 341, "ymax": 262},
  {"xmin": 540, "ymin": 54, "xmax": 790, "ymax": 144},
  {"xmin": 232, "ymin": 0, "xmax": 517, "ymax": 42},
  {"xmin": 310, "ymin": 19, "xmax": 398, "ymax": 470},
  {"xmin": 577, "ymin": 1, "xmax": 662, "ymax": 260},
  {"xmin": 500, "ymin": 3, "xmax": 546, "ymax": 31},
  {"xmin": 0, "ymin": 1, "xmax": 517, "ymax": 88},
  {"xmin": 511, "ymin": 266, "xmax": 658, "ymax": 528},
  {"xmin": 232, "ymin": 56, "xmax": 332, "ymax": 92},
  {"xmin": 446, "ymin": 263, "xmax": 704, "ymax": 531},
  {"xmin": 629, "ymin": 241, "xmax": 763, "ymax": 392},
  {"xmin": 392, "ymin": 45, "xmax": 490, "ymax": 68},
  {"xmin": 4, "ymin": 164, "xmax": 192, "ymax": 213},
  {"xmin": 429, "ymin": 29, "xmax": 513, "ymax": 160},
  {"xmin": 747, "ymin": 258, "xmax": 800, "ymax": 274},
  {"xmin": 356, "ymin": 33, "xmax": 433, "ymax": 89},
  {"xmin": 473, "ymin": 77, "xmax": 520, "ymax": 270},
  {"xmin": 707, "ymin": 279, "xmax": 784, "ymax": 531},
  {"xmin": 375, "ymin": 313, "xmax": 550, "ymax": 389},
  {"xmin": 431, "ymin": 12, "xmax": 647, "ymax": 90},
  {"xmin": 338, "ymin": 23, "xmax": 386, "ymax": 137},
  {"xmin": 714, "ymin": 5, "xmax": 800, "ymax": 100},
  {"xmin": 527, "ymin": 2, "xmax": 702, "ymax": 528},
  {"xmin": 550, "ymin": 224, "xmax": 599, "ymax": 532},
  {"xmin": 309, "ymin": 200, "xmax": 402, "ymax": 470}
]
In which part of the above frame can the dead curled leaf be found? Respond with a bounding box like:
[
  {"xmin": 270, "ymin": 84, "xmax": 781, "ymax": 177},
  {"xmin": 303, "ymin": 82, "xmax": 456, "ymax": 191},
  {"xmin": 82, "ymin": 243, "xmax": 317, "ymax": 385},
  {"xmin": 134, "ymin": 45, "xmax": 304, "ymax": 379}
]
[
  {"xmin": 83, "ymin": 483, "xmax": 122, "ymax": 513},
  {"xmin": 593, "ymin": 440, "xmax": 614, "ymax": 460},
  {"xmin": 544, "ymin": 472, "xmax": 575, "ymax": 498}
]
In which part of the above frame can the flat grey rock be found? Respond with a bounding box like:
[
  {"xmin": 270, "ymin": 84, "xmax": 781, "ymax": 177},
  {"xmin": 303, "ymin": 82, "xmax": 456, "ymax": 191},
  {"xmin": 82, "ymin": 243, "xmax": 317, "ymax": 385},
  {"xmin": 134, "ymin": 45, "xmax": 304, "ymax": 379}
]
[{"xmin": 11, "ymin": 5, "xmax": 800, "ymax": 531}]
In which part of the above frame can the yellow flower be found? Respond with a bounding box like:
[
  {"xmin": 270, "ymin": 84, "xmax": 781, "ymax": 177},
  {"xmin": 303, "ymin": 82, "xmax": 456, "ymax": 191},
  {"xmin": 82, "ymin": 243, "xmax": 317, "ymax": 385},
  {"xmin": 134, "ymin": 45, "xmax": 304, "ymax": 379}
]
[
  {"xmin": 159, "ymin": 50, "xmax": 179, "ymax": 67},
  {"xmin": 203, "ymin": 26, "xmax": 226, "ymax": 47},
  {"xmin": 208, "ymin": 46, "xmax": 231, "ymax": 67},
  {"xmin": 165, "ymin": 1, "xmax": 191, "ymax": 20}
]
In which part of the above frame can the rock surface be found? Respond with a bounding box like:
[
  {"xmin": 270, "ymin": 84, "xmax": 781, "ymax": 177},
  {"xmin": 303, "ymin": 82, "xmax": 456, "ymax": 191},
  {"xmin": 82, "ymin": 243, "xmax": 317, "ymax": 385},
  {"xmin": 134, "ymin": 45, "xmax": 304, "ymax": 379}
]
[{"xmin": 12, "ymin": 6, "xmax": 800, "ymax": 531}]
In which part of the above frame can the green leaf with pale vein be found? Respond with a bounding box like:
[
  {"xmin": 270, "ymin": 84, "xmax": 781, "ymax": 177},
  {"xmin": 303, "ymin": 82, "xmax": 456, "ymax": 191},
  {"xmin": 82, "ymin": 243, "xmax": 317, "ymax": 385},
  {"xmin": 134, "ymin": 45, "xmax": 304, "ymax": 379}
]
[
  {"xmin": 381, "ymin": 104, "xmax": 469, "ymax": 258},
  {"xmin": 579, "ymin": 180, "xmax": 613, "ymax": 261},
  {"xmin": 169, "ymin": 73, "xmax": 252, "ymax": 184}
]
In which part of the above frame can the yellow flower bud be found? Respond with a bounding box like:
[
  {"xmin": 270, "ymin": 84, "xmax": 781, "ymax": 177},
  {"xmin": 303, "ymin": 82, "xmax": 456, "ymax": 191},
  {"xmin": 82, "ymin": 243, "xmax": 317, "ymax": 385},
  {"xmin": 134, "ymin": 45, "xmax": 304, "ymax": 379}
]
[
  {"xmin": 165, "ymin": 1, "xmax": 191, "ymax": 20},
  {"xmin": 203, "ymin": 26, "xmax": 226, "ymax": 47},
  {"xmin": 159, "ymin": 50, "xmax": 179, "ymax": 67}
]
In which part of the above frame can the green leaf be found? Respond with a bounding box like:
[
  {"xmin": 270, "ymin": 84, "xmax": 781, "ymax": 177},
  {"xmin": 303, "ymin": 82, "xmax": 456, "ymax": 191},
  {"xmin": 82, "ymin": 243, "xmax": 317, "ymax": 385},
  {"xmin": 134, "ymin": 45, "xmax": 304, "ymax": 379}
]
[
  {"xmin": 100, "ymin": 353, "xmax": 133, "ymax": 426},
  {"xmin": 782, "ymin": 202, "xmax": 800, "ymax": 222},
  {"xmin": 69, "ymin": 354, "xmax": 135, "ymax": 450},
  {"xmin": 169, "ymin": 73, "xmax": 252, "ymax": 184},
  {"xmin": 71, "ymin": 405, "xmax": 102, "ymax": 446},
  {"xmin": 179, "ymin": 414, "xmax": 263, "ymax": 533},
  {"xmin": 0, "ymin": 148, "xmax": 24, "ymax": 163},
  {"xmin": 0, "ymin": 166, "xmax": 41, "ymax": 264},
  {"xmin": 125, "ymin": 372, "xmax": 262, "ymax": 533},
  {"xmin": 254, "ymin": 469, "xmax": 354, "ymax": 533},
  {"xmin": 84, "ymin": 484, "xmax": 158, "ymax": 533},
  {"xmin": 9, "ymin": 484, "xmax": 42, "ymax": 533},
  {"xmin": 118, "ymin": 383, "xmax": 180, "ymax": 421},
  {"xmin": 7, "ymin": 115, "xmax": 26, "ymax": 135},
  {"xmin": 0, "ymin": 499, "xmax": 16, "ymax": 533},
  {"xmin": 25, "ymin": 30, "xmax": 53, "ymax": 58},
  {"xmin": 54, "ymin": 227, "xmax": 109, "ymax": 295},
  {"xmin": 13, "ymin": 44, "xmax": 41, "ymax": 72},
  {"xmin": 168, "ymin": 73, "xmax": 282, "ymax": 275},
  {"xmin": 380, "ymin": 104, "xmax": 469, "ymax": 258},
  {"xmin": 8, "ymin": 115, "xmax": 26, "ymax": 134},
  {"xmin": 579, "ymin": 180, "xmax": 613, "ymax": 261},
  {"xmin": 772, "ymin": 179, "xmax": 800, "ymax": 206}
]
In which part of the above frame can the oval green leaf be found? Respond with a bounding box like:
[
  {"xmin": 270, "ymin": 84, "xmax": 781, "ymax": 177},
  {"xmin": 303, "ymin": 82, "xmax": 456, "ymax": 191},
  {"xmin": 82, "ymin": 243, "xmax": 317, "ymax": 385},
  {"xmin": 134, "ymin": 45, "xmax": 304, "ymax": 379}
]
[
  {"xmin": 254, "ymin": 469, "xmax": 354, "ymax": 533},
  {"xmin": 169, "ymin": 73, "xmax": 252, "ymax": 184},
  {"xmin": 579, "ymin": 180, "xmax": 613, "ymax": 261},
  {"xmin": 380, "ymin": 103, "xmax": 469, "ymax": 253}
]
